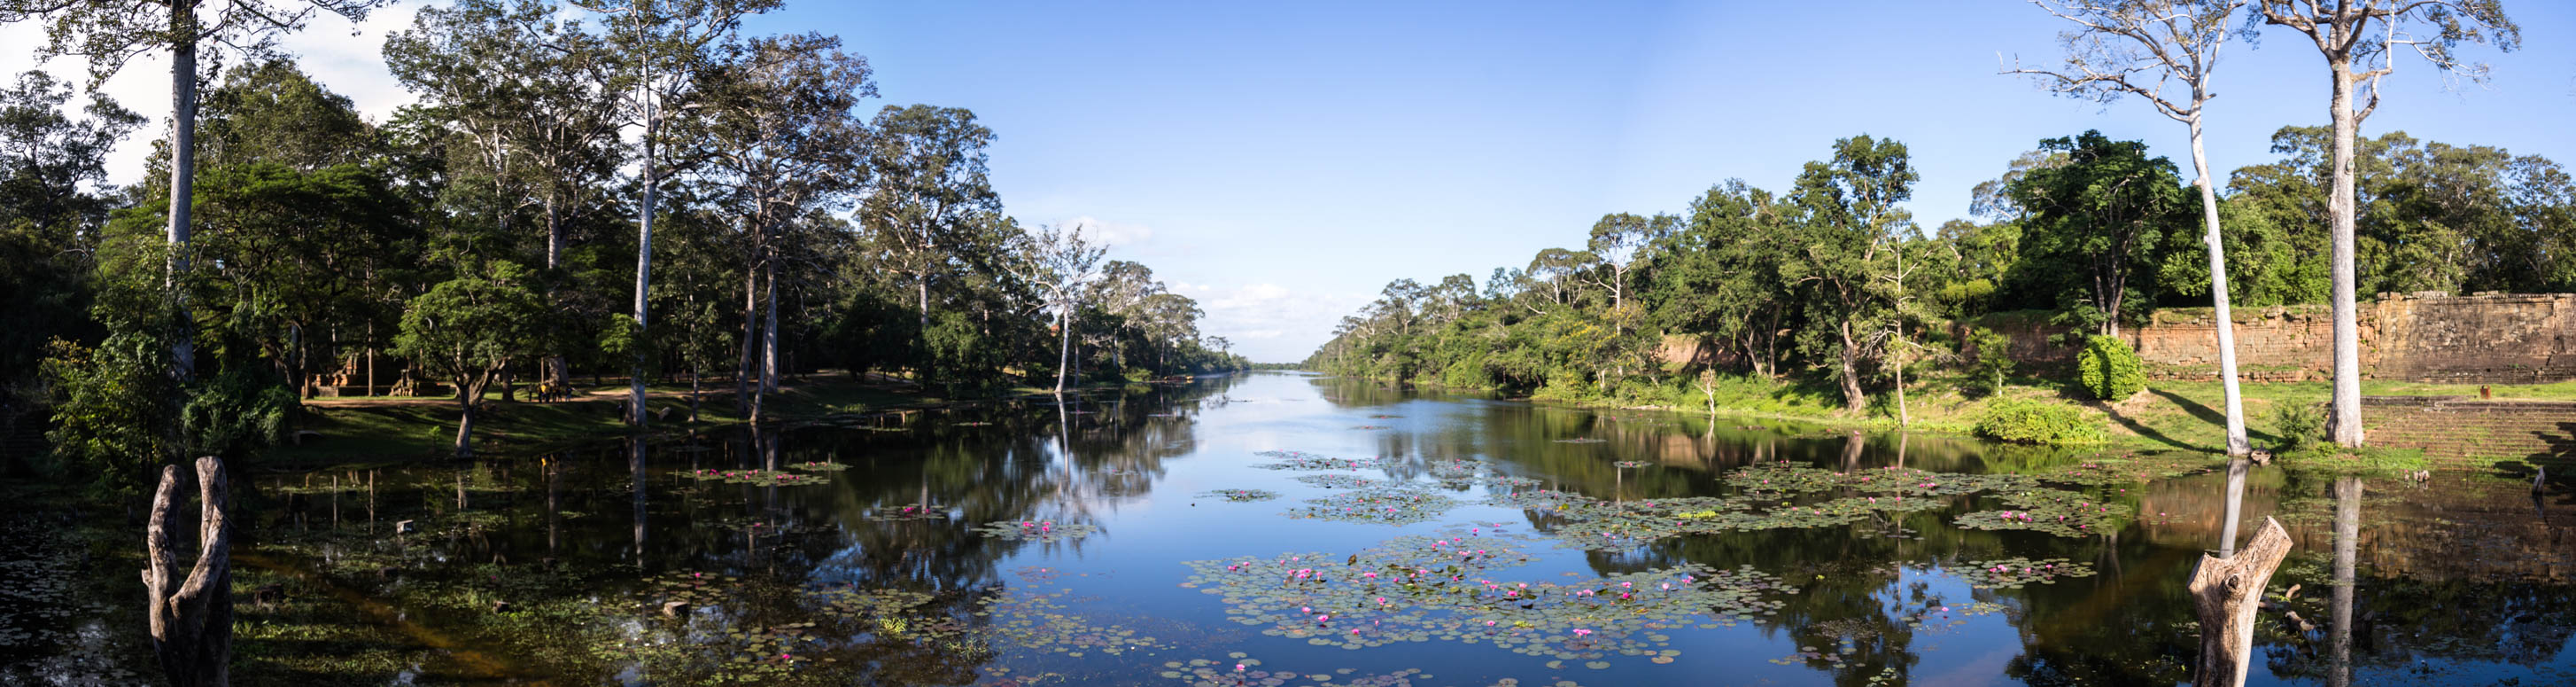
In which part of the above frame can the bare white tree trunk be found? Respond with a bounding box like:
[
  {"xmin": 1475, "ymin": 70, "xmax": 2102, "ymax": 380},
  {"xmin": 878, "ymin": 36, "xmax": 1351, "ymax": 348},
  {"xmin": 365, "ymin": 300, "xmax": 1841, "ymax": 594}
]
[
  {"xmin": 2326, "ymin": 65, "xmax": 2366, "ymax": 447},
  {"xmin": 166, "ymin": 5, "xmax": 199, "ymax": 379},
  {"xmin": 761, "ymin": 250, "xmax": 778, "ymax": 396},
  {"xmin": 629, "ymin": 83, "xmax": 657, "ymax": 428},
  {"xmin": 2191, "ymin": 121, "xmax": 2253, "ymax": 456},
  {"xmin": 1053, "ymin": 307, "xmax": 1073, "ymax": 394}
]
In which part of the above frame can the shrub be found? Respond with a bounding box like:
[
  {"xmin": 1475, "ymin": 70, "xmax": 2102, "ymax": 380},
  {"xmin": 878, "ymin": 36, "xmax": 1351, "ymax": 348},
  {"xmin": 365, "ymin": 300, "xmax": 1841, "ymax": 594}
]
[
  {"xmin": 1974, "ymin": 398, "xmax": 2107, "ymax": 445},
  {"xmin": 2270, "ymin": 402, "xmax": 2328, "ymax": 454},
  {"xmin": 2075, "ymin": 335, "xmax": 2145, "ymax": 402},
  {"xmin": 42, "ymin": 334, "xmax": 180, "ymax": 496},
  {"xmin": 1965, "ymin": 327, "xmax": 2015, "ymax": 395}
]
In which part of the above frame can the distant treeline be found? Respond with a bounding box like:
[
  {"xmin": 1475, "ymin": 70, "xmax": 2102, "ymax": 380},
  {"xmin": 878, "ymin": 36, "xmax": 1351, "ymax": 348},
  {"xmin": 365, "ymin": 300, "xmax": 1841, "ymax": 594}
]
[{"xmin": 1306, "ymin": 128, "xmax": 2576, "ymax": 410}]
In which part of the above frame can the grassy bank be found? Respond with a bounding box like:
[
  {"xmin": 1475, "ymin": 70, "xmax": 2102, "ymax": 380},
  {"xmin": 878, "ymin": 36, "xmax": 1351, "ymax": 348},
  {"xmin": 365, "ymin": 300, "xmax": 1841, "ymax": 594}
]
[{"xmin": 1362, "ymin": 370, "xmax": 2548, "ymax": 472}]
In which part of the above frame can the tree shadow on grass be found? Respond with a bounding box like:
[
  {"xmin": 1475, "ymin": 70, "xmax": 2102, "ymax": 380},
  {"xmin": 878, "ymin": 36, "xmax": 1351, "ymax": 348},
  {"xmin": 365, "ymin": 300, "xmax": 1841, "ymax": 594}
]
[
  {"xmin": 2050, "ymin": 381, "xmax": 2200, "ymax": 452},
  {"xmin": 2097, "ymin": 402, "xmax": 2199, "ymax": 452},
  {"xmin": 2145, "ymin": 386, "xmax": 2283, "ymax": 448}
]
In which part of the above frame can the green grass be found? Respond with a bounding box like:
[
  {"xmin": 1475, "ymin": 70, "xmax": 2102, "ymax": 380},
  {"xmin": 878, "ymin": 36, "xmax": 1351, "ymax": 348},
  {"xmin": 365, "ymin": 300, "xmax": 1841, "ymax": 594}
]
[{"xmin": 1554, "ymin": 366, "xmax": 2568, "ymax": 465}]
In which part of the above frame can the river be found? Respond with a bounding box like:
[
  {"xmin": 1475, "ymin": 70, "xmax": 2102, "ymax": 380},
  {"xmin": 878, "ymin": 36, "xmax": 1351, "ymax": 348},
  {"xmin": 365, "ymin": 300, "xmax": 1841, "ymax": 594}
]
[{"xmin": 14, "ymin": 371, "xmax": 2573, "ymax": 686}]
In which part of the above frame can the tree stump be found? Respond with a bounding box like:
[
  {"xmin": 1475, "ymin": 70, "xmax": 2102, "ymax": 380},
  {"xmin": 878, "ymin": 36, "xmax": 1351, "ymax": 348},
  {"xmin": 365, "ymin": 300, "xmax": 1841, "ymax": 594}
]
[
  {"xmin": 2191, "ymin": 517, "xmax": 2292, "ymax": 687},
  {"xmin": 143, "ymin": 456, "xmax": 232, "ymax": 686}
]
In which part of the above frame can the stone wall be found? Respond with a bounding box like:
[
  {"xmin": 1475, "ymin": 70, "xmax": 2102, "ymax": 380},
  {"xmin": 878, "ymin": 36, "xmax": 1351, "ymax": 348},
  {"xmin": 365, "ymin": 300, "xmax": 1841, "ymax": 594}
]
[
  {"xmin": 1979, "ymin": 293, "xmax": 2576, "ymax": 384},
  {"xmin": 2362, "ymin": 395, "xmax": 2576, "ymax": 468}
]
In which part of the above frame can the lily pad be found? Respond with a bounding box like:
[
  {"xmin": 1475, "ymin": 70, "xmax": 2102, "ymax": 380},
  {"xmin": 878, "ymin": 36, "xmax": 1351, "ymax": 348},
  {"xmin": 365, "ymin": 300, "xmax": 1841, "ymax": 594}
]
[
  {"xmin": 1203, "ymin": 488, "xmax": 1284, "ymax": 503},
  {"xmin": 1952, "ymin": 557, "xmax": 2096, "ymax": 589},
  {"xmin": 971, "ymin": 519, "xmax": 1099, "ymax": 543}
]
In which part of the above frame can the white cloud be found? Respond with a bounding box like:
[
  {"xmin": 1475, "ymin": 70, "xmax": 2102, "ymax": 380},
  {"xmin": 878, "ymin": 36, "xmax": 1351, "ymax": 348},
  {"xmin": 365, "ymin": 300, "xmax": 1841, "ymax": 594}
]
[
  {"xmin": 0, "ymin": 4, "xmax": 422, "ymax": 187},
  {"xmin": 1062, "ymin": 215, "xmax": 1153, "ymax": 247},
  {"xmin": 1168, "ymin": 281, "xmax": 1371, "ymax": 363}
]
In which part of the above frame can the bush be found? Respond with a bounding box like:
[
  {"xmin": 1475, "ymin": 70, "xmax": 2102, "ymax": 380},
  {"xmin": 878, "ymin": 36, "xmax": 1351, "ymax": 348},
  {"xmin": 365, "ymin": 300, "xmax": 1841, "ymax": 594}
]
[
  {"xmin": 42, "ymin": 333, "xmax": 182, "ymax": 496},
  {"xmin": 1974, "ymin": 398, "xmax": 2107, "ymax": 445},
  {"xmin": 2270, "ymin": 402, "xmax": 2328, "ymax": 454},
  {"xmin": 1965, "ymin": 327, "xmax": 2015, "ymax": 396},
  {"xmin": 2075, "ymin": 335, "xmax": 2145, "ymax": 402}
]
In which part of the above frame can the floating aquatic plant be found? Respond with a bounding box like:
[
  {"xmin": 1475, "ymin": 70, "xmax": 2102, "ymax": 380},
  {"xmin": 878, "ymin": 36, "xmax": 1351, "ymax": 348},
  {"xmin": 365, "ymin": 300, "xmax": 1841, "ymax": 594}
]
[
  {"xmin": 1296, "ymin": 473, "xmax": 1385, "ymax": 489},
  {"xmin": 1202, "ymin": 488, "xmax": 1283, "ymax": 503},
  {"xmin": 1285, "ymin": 488, "xmax": 1461, "ymax": 525},
  {"xmin": 1612, "ymin": 461, "xmax": 1649, "ymax": 469},
  {"xmin": 1956, "ymin": 487, "xmax": 2129, "ymax": 537},
  {"xmin": 682, "ymin": 468, "xmax": 825, "ymax": 487},
  {"xmin": 1952, "ymin": 558, "xmax": 2096, "ymax": 589},
  {"xmin": 970, "ymin": 519, "xmax": 1098, "ymax": 543},
  {"xmin": 1155, "ymin": 656, "xmax": 1431, "ymax": 687},
  {"xmin": 1552, "ymin": 438, "xmax": 1605, "ymax": 444},
  {"xmin": 857, "ymin": 504, "xmax": 950, "ymax": 521},
  {"xmin": 1429, "ymin": 459, "xmax": 1485, "ymax": 480},
  {"xmin": 978, "ymin": 587, "xmax": 1164, "ymax": 657},
  {"xmin": 788, "ymin": 461, "xmax": 850, "ymax": 472},
  {"xmin": 1179, "ymin": 529, "xmax": 1788, "ymax": 666},
  {"xmin": 1254, "ymin": 451, "xmax": 1390, "ymax": 471}
]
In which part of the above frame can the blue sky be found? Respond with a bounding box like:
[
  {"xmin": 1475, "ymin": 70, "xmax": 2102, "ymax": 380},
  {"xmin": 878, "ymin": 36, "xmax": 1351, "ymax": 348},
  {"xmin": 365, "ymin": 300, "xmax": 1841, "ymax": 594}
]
[{"xmin": 8, "ymin": 1, "xmax": 2572, "ymax": 363}]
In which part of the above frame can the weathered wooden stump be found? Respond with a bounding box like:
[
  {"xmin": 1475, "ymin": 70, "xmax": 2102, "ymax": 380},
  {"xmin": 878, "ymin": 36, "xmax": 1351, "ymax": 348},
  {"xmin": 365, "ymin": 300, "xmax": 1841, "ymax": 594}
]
[
  {"xmin": 2191, "ymin": 517, "xmax": 2293, "ymax": 687},
  {"xmin": 143, "ymin": 456, "xmax": 233, "ymax": 687}
]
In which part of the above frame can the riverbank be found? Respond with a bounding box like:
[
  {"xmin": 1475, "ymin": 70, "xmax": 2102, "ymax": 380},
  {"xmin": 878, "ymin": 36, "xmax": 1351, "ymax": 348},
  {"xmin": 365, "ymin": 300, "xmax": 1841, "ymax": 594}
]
[{"xmin": 1335, "ymin": 371, "xmax": 2575, "ymax": 472}]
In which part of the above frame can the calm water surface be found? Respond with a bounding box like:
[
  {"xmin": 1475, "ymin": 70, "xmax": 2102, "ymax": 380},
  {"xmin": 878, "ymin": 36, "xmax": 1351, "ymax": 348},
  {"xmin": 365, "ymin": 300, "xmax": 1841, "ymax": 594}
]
[{"xmin": 225, "ymin": 372, "xmax": 2576, "ymax": 685}]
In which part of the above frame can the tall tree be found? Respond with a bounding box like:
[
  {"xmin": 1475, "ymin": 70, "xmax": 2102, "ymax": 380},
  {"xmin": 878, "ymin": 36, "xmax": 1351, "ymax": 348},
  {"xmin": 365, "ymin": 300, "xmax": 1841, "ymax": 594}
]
[
  {"xmin": 1, "ymin": 71, "xmax": 137, "ymax": 414},
  {"xmin": 1, "ymin": 0, "xmax": 392, "ymax": 379},
  {"xmin": 394, "ymin": 262, "xmax": 544, "ymax": 458},
  {"xmin": 2010, "ymin": 0, "xmax": 2257, "ymax": 456},
  {"xmin": 1657, "ymin": 180, "xmax": 1795, "ymax": 379},
  {"xmin": 1010, "ymin": 222, "xmax": 1106, "ymax": 394},
  {"xmin": 583, "ymin": 0, "xmax": 780, "ymax": 425},
  {"xmin": 2253, "ymin": 0, "xmax": 2518, "ymax": 447},
  {"xmin": 687, "ymin": 31, "xmax": 873, "ymax": 421},
  {"xmin": 1090, "ymin": 260, "xmax": 1160, "ymax": 372},
  {"xmin": 1785, "ymin": 135, "xmax": 1918, "ymax": 413},
  {"xmin": 1582, "ymin": 213, "xmax": 1676, "ymax": 321},
  {"xmin": 2006, "ymin": 131, "xmax": 2193, "ymax": 338},
  {"xmin": 390, "ymin": 0, "xmax": 632, "ymax": 394},
  {"xmin": 860, "ymin": 104, "xmax": 1003, "ymax": 332}
]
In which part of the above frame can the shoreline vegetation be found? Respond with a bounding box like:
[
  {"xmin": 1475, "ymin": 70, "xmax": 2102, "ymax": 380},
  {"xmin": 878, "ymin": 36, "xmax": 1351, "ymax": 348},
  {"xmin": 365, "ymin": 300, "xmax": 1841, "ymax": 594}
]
[{"xmin": 1312, "ymin": 368, "xmax": 2554, "ymax": 476}]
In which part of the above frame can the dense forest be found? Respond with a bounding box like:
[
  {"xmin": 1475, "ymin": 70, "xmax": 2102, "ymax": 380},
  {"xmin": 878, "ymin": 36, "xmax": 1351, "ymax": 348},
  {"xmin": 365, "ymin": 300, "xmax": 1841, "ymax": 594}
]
[
  {"xmin": 1303, "ymin": 126, "xmax": 2576, "ymax": 410},
  {"xmin": 0, "ymin": 0, "xmax": 1245, "ymax": 495}
]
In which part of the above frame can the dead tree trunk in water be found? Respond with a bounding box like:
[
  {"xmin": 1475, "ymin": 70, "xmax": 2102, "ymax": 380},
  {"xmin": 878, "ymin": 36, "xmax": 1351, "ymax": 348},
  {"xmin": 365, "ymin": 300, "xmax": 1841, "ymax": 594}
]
[
  {"xmin": 2191, "ymin": 517, "xmax": 2292, "ymax": 687},
  {"xmin": 144, "ymin": 456, "xmax": 233, "ymax": 686}
]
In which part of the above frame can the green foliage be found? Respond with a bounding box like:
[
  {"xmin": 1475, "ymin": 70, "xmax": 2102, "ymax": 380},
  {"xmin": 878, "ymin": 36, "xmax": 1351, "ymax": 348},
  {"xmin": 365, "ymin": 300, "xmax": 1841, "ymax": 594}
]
[
  {"xmin": 2268, "ymin": 401, "xmax": 2329, "ymax": 455},
  {"xmin": 2002, "ymin": 130, "xmax": 2194, "ymax": 333},
  {"xmin": 2075, "ymin": 335, "xmax": 2145, "ymax": 402},
  {"xmin": 40, "ymin": 334, "xmax": 178, "ymax": 495},
  {"xmin": 394, "ymin": 263, "xmax": 546, "ymax": 400},
  {"xmin": 180, "ymin": 363, "xmax": 296, "ymax": 462},
  {"xmin": 1973, "ymin": 398, "xmax": 2107, "ymax": 446},
  {"xmin": 1965, "ymin": 327, "xmax": 2016, "ymax": 396},
  {"xmin": 921, "ymin": 308, "xmax": 1008, "ymax": 389}
]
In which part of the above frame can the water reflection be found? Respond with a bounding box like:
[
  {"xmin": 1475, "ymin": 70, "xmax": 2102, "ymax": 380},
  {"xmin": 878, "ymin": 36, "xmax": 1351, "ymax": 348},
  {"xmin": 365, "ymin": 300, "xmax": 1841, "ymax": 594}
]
[{"xmin": 40, "ymin": 372, "xmax": 2549, "ymax": 685}]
